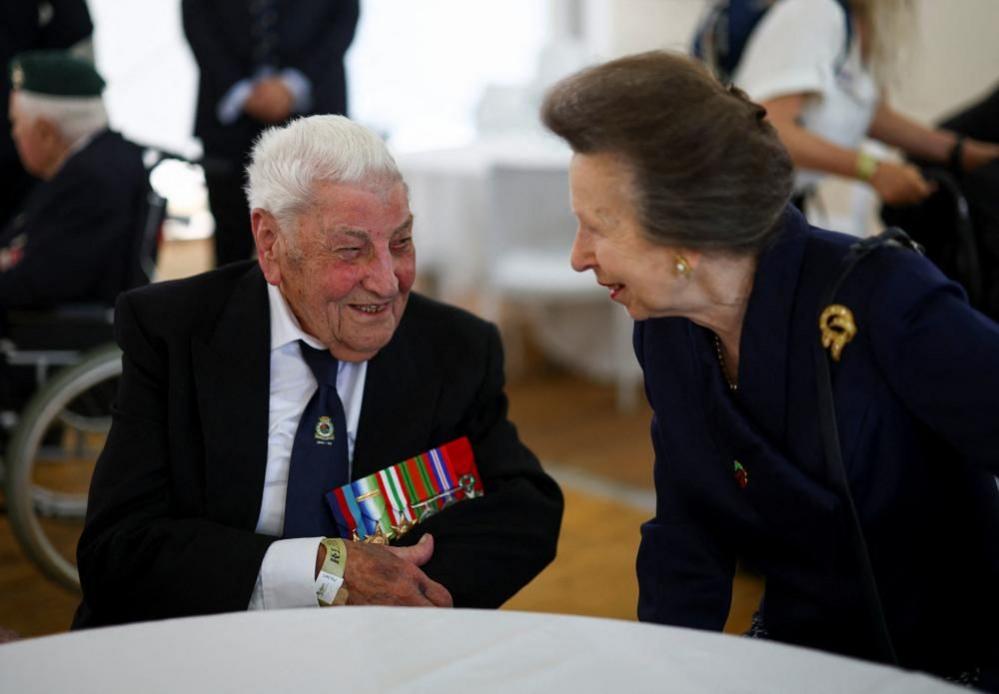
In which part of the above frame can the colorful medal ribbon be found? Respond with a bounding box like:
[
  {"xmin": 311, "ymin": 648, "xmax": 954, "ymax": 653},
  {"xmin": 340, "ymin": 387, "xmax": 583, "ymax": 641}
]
[{"xmin": 325, "ymin": 436, "xmax": 483, "ymax": 543}]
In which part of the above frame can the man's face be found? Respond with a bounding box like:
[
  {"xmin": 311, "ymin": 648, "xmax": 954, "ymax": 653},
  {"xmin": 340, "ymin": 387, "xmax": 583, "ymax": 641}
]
[
  {"xmin": 8, "ymin": 94, "xmax": 58, "ymax": 179},
  {"xmin": 257, "ymin": 179, "xmax": 416, "ymax": 362}
]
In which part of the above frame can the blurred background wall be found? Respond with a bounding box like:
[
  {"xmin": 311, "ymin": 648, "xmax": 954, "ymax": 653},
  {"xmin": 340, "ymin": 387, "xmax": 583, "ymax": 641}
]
[{"xmin": 87, "ymin": 0, "xmax": 999, "ymax": 158}]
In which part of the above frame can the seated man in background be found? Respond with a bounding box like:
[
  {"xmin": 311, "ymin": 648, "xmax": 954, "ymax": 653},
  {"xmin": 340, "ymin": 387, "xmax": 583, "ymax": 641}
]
[
  {"xmin": 1, "ymin": 50, "xmax": 148, "ymax": 309},
  {"xmin": 74, "ymin": 115, "xmax": 563, "ymax": 627},
  {"xmin": 0, "ymin": 0, "xmax": 94, "ymax": 229}
]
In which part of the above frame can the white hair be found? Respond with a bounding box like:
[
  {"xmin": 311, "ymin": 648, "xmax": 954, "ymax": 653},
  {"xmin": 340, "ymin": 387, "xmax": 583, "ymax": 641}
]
[
  {"xmin": 245, "ymin": 115, "xmax": 403, "ymax": 228},
  {"xmin": 13, "ymin": 90, "xmax": 108, "ymax": 145}
]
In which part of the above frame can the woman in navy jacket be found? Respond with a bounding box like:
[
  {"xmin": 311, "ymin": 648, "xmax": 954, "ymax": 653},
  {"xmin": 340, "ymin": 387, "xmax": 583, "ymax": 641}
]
[{"xmin": 542, "ymin": 51, "xmax": 998, "ymax": 687}]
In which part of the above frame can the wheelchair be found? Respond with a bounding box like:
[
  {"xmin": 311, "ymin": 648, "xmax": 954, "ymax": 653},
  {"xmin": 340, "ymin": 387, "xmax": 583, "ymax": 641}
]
[
  {"xmin": 1, "ymin": 153, "xmax": 168, "ymax": 592},
  {"xmin": 882, "ymin": 167, "xmax": 986, "ymax": 314}
]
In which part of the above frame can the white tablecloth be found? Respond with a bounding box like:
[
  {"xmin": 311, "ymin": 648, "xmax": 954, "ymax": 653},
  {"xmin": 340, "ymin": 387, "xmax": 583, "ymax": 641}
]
[{"xmin": 0, "ymin": 608, "xmax": 960, "ymax": 694}]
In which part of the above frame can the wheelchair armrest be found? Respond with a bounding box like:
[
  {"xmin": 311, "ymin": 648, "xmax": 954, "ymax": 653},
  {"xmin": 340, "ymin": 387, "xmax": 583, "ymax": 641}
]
[{"xmin": 4, "ymin": 304, "xmax": 115, "ymax": 352}]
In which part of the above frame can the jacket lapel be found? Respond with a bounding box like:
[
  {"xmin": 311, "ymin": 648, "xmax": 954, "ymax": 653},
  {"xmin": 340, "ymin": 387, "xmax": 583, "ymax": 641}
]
[
  {"xmin": 351, "ymin": 300, "xmax": 437, "ymax": 479},
  {"xmin": 736, "ymin": 208, "xmax": 810, "ymax": 444},
  {"xmin": 191, "ymin": 265, "xmax": 272, "ymax": 530}
]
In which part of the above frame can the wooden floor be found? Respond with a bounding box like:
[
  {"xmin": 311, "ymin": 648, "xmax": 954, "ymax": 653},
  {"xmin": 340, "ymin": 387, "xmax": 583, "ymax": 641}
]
[{"xmin": 0, "ymin": 238, "xmax": 763, "ymax": 640}]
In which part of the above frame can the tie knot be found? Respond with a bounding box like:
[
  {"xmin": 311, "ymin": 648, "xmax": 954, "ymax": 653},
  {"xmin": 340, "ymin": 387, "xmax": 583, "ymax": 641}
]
[{"xmin": 299, "ymin": 342, "xmax": 339, "ymax": 386}]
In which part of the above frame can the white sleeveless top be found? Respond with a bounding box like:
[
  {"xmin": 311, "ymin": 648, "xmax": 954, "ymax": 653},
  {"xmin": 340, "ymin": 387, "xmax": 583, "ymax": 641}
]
[{"xmin": 733, "ymin": 0, "xmax": 880, "ymax": 193}]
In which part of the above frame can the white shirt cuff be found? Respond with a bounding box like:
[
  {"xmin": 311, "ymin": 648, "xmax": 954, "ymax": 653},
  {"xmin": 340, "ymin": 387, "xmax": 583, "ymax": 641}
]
[
  {"xmin": 216, "ymin": 78, "xmax": 254, "ymax": 125},
  {"xmin": 247, "ymin": 537, "xmax": 323, "ymax": 610},
  {"xmin": 279, "ymin": 68, "xmax": 313, "ymax": 114}
]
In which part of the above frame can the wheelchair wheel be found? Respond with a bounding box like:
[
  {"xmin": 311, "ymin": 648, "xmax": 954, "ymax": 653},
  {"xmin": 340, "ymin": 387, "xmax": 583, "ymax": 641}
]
[{"xmin": 4, "ymin": 344, "xmax": 122, "ymax": 592}]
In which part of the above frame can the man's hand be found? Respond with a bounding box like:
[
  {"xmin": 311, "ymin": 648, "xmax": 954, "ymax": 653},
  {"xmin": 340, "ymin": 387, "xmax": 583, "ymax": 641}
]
[
  {"xmin": 343, "ymin": 534, "xmax": 453, "ymax": 607},
  {"xmin": 244, "ymin": 78, "xmax": 294, "ymax": 124}
]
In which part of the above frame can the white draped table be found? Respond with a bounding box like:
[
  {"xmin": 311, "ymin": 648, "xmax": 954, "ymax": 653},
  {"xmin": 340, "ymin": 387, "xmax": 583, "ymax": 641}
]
[
  {"xmin": 0, "ymin": 607, "xmax": 960, "ymax": 693},
  {"xmin": 396, "ymin": 134, "xmax": 572, "ymax": 300},
  {"xmin": 396, "ymin": 136, "xmax": 642, "ymax": 396}
]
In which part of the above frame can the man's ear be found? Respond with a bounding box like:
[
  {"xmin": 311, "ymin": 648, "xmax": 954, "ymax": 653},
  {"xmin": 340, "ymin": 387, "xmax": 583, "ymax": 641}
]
[
  {"xmin": 252, "ymin": 209, "xmax": 283, "ymax": 285},
  {"xmin": 34, "ymin": 116, "xmax": 61, "ymax": 146},
  {"xmin": 32, "ymin": 117, "xmax": 68, "ymax": 176}
]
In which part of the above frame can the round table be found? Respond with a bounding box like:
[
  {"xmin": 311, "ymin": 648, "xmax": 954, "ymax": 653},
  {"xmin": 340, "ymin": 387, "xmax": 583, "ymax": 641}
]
[{"xmin": 0, "ymin": 608, "xmax": 960, "ymax": 693}]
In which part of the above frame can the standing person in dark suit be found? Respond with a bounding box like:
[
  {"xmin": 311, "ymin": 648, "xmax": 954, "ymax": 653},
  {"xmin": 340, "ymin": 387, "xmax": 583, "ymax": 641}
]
[
  {"xmin": 542, "ymin": 52, "xmax": 999, "ymax": 687},
  {"xmin": 182, "ymin": 0, "xmax": 360, "ymax": 267},
  {"xmin": 0, "ymin": 0, "xmax": 93, "ymax": 229},
  {"xmin": 74, "ymin": 115, "xmax": 563, "ymax": 627},
  {"xmin": 1, "ymin": 51, "xmax": 148, "ymax": 308}
]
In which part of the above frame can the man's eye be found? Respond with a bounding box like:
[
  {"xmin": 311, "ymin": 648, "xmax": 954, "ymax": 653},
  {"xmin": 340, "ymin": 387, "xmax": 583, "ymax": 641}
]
[
  {"xmin": 337, "ymin": 247, "xmax": 362, "ymax": 258},
  {"xmin": 392, "ymin": 237, "xmax": 412, "ymax": 250}
]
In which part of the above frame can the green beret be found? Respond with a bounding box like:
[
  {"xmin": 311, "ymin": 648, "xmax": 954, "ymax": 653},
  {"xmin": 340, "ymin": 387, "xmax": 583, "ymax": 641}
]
[{"xmin": 9, "ymin": 50, "xmax": 105, "ymax": 98}]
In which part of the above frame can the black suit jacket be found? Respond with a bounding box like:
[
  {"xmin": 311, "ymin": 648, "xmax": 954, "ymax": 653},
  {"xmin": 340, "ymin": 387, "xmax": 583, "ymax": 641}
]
[
  {"xmin": 0, "ymin": 129, "xmax": 147, "ymax": 308},
  {"xmin": 181, "ymin": 0, "xmax": 359, "ymax": 159},
  {"xmin": 74, "ymin": 261, "xmax": 562, "ymax": 627}
]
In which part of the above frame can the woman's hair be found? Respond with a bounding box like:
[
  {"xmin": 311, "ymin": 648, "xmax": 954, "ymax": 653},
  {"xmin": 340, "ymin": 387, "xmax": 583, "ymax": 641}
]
[
  {"xmin": 245, "ymin": 114, "xmax": 403, "ymax": 229},
  {"xmin": 850, "ymin": 0, "xmax": 915, "ymax": 86},
  {"xmin": 541, "ymin": 51, "xmax": 793, "ymax": 253},
  {"xmin": 13, "ymin": 92, "xmax": 108, "ymax": 145}
]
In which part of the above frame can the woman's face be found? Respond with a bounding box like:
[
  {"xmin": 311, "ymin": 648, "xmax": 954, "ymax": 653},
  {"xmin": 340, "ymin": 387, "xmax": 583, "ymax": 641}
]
[{"xmin": 568, "ymin": 151, "xmax": 685, "ymax": 320}]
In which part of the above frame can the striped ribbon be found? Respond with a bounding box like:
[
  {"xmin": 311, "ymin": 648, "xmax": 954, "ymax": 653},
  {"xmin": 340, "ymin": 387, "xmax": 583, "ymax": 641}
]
[{"xmin": 325, "ymin": 436, "xmax": 483, "ymax": 542}]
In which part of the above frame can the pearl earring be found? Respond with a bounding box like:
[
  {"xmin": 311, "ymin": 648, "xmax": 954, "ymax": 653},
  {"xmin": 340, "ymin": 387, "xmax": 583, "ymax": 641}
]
[{"xmin": 675, "ymin": 256, "xmax": 691, "ymax": 277}]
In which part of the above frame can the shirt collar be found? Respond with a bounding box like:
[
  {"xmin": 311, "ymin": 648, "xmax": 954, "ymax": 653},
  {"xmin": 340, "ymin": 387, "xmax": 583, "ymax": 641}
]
[{"xmin": 267, "ymin": 283, "xmax": 326, "ymax": 352}]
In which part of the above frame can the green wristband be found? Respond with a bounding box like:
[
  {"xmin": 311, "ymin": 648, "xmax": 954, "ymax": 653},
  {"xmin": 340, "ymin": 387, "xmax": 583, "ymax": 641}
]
[{"xmin": 856, "ymin": 150, "xmax": 879, "ymax": 182}]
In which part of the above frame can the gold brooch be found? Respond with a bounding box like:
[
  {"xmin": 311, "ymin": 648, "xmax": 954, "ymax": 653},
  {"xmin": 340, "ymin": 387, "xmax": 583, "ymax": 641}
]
[{"xmin": 819, "ymin": 304, "xmax": 857, "ymax": 362}]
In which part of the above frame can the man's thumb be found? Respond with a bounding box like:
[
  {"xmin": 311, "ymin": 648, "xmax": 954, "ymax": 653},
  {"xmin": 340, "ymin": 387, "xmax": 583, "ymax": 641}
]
[{"xmin": 389, "ymin": 533, "xmax": 434, "ymax": 566}]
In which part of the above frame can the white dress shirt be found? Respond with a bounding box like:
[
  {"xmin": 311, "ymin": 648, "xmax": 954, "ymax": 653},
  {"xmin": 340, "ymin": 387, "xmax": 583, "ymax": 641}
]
[{"xmin": 247, "ymin": 284, "xmax": 367, "ymax": 609}]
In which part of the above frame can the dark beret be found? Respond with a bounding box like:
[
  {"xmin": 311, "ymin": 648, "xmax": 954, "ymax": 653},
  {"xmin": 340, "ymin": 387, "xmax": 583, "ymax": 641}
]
[{"xmin": 10, "ymin": 50, "xmax": 105, "ymax": 98}]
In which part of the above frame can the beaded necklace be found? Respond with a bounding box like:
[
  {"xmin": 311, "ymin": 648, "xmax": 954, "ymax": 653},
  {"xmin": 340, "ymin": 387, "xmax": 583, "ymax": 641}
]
[{"xmin": 712, "ymin": 334, "xmax": 738, "ymax": 391}]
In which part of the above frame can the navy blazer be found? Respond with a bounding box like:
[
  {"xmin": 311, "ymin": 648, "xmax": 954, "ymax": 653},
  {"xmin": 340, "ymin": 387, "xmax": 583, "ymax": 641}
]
[
  {"xmin": 0, "ymin": 129, "xmax": 147, "ymax": 308},
  {"xmin": 181, "ymin": 0, "xmax": 359, "ymax": 159},
  {"xmin": 74, "ymin": 262, "xmax": 562, "ymax": 627},
  {"xmin": 635, "ymin": 207, "xmax": 999, "ymax": 677}
]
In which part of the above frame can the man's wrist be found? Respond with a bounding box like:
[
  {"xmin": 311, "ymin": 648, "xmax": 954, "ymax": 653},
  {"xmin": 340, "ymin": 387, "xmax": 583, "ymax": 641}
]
[{"xmin": 315, "ymin": 537, "xmax": 348, "ymax": 606}]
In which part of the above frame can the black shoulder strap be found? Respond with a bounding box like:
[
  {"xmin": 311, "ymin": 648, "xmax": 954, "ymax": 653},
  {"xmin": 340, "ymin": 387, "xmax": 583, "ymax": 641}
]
[
  {"xmin": 813, "ymin": 227, "xmax": 920, "ymax": 666},
  {"xmin": 819, "ymin": 227, "xmax": 922, "ymax": 306}
]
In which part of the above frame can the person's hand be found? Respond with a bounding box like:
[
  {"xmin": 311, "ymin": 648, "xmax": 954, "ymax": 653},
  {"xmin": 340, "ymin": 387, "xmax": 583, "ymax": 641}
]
[
  {"xmin": 869, "ymin": 161, "xmax": 935, "ymax": 206},
  {"xmin": 343, "ymin": 533, "xmax": 453, "ymax": 607},
  {"xmin": 962, "ymin": 139, "xmax": 999, "ymax": 173},
  {"xmin": 243, "ymin": 78, "xmax": 294, "ymax": 124}
]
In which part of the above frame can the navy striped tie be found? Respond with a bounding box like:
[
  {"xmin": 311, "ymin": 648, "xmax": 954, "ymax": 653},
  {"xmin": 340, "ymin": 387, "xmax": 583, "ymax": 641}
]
[{"xmin": 249, "ymin": 0, "xmax": 279, "ymax": 69}]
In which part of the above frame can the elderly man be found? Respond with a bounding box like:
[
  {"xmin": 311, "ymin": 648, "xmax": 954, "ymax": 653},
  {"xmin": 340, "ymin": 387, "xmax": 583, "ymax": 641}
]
[
  {"xmin": 74, "ymin": 115, "xmax": 563, "ymax": 626},
  {"xmin": 1, "ymin": 51, "xmax": 147, "ymax": 308},
  {"xmin": 1, "ymin": 0, "xmax": 93, "ymax": 229}
]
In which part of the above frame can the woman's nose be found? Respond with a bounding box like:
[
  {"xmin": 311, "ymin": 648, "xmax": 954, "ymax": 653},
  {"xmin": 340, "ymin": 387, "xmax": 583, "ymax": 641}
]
[{"xmin": 570, "ymin": 228, "xmax": 594, "ymax": 273}]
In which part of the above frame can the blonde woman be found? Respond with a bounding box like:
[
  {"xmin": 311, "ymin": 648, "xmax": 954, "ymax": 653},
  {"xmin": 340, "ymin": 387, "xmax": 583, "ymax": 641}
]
[{"xmin": 732, "ymin": 0, "xmax": 999, "ymax": 208}]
